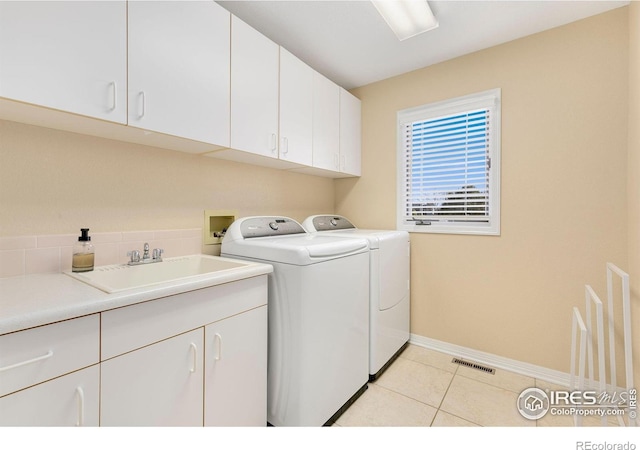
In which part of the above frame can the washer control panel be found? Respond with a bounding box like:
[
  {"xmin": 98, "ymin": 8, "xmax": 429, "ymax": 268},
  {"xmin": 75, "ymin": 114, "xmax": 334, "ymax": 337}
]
[
  {"xmin": 312, "ymin": 215, "xmax": 356, "ymax": 231},
  {"xmin": 239, "ymin": 217, "xmax": 306, "ymax": 239}
]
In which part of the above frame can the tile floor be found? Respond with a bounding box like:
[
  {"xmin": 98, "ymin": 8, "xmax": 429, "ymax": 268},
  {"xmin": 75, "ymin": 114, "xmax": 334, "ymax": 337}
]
[{"xmin": 334, "ymin": 344, "xmax": 621, "ymax": 427}]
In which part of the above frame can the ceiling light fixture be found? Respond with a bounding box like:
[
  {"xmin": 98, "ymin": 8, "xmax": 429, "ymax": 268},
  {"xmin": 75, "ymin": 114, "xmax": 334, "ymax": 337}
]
[{"xmin": 372, "ymin": 0, "xmax": 439, "ymax": 41}]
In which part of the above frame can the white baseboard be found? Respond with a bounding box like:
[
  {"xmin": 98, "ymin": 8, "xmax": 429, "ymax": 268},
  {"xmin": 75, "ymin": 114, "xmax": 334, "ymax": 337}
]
[{"xmin": 409, "ymin": 333, "xmax": 572, "ymax": 388}]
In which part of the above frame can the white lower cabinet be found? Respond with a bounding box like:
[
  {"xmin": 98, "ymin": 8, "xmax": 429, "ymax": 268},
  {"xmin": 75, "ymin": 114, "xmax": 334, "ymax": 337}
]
[
  {"xmin": 0, "ymin": 365, "xmax": 99, "ymax": 426},
  {"xmin": 204, "ymin": 306, "xmax": 267, "ymax": 426},
  {"xmin": 0, "ymin": 314, "xmax": 100, "ymax": 426},
  {"xmin": 101, "ymin": 328, "xmax": 204, "ymax": 426},
  {"xmin": 0, "ymin": 275, "xmax": 268, "ymax": 427},
  {"xmin": 101, "ymin": 305, "xmax": 268, "ymax": 427},
  {"xmin": 99, "ymin": 276, "xmax": 268, "ymax": 426}
]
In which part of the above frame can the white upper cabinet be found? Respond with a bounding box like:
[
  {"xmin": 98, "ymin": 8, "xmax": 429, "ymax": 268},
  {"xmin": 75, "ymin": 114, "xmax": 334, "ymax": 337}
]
[
  {"xmin": 0, "ymin": 1, "xmax": 127, "ymax": 123},
  {"xmin": 311, "ymin": 75, "xmax": 363, "ymax": 177},
  {"xmin": 0, "ymin": 4, "xmax": 360, "ymax": 177},
  {"xmin": 339, "ymin": 88, "xmax": 362, "ymax": 177},
  {"xmin": 230, "ymin": 16, "xmax": 280, "ymax": 158},
  {"xmin": 279, "ymin": 48, "xmax": 313, "ymax": 166},
  {"xmin": 128, "ymin": 0, "xmax": 230, "ymax": 146},
  {"xmin": 312, "ymin": 72, "xmax": 341, "ymax": 172}
]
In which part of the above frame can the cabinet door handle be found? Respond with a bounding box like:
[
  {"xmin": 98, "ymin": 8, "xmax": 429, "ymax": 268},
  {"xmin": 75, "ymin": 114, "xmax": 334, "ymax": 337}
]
[
  {"xmin": 341, "ymin": 155, "xmax": 346, "ymax": 171},
  {"xmin": 75, "ymin": 387, "xmax": 85, "ymax": 427},
  {"xmin": 189, "ymin": 342, "xmax": 197, "ymax": 373},
  {"xmin": 214, "ymin": 333, "xmax": 223, "ymax": 361},
  {"xmin": 0, "ymin": 350, "xmax": 53, "ymax": 373},
  {"xmin": 270, "ymin": 133, "xmax": 277, "ymax": 153},
  {"xmin": 333, "ymin": 153, "xmax": 339, "ymax": 170},
  {"xmin": 282, "ymin": 137, "xmax": 289, "ymax": 155},
  {"xmin": 108, "ymin": 81, "xmax": 117, "ymax": 112},
  {"xmin": 138, "ymin": 91, "xmax": 146, "ymax": 119}
]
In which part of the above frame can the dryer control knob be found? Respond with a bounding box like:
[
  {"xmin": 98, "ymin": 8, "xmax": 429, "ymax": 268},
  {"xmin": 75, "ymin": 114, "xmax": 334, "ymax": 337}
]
[
  {"xmin": 269, "ymin": 222, "xmax": 279, "ymax": 231},
  {"xmin": 330, "ymin": 218, "xmax": 338, "ymax": 227}
]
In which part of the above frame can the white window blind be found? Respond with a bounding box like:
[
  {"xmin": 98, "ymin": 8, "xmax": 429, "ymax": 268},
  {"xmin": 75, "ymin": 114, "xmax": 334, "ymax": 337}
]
[{"xmin": 397, "ymin": 89, "xmax": 501, "ymax": 235}]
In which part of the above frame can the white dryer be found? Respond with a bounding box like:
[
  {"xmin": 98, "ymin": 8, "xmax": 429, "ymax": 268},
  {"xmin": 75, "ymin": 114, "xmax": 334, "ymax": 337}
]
[
  {"xmin": 221, "ymin": 216, "xmax": 370, "ymax": 426},
  {"xmin": 302, "ymin": 215, "xmax": 410, "ymax": 380}
]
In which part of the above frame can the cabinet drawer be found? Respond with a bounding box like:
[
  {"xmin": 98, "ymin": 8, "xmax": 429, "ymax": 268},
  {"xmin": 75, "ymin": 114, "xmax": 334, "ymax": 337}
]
[
  {"xmin": 0, "ymin": 314, "xmax": 100, "ymax": 397},
  {"xmin": 101, "ymin": 275, "xmax": 267, "ymax": 360}
]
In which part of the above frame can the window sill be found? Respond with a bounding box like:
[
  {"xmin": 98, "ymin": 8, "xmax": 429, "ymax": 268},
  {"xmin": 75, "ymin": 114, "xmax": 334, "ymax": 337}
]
[{"xmin": 399, "ymin": 223, "xmax": 500, "ymax": 236}]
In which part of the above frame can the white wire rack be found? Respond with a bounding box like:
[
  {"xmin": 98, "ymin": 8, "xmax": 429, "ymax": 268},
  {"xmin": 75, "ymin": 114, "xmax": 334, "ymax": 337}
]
[
  {"xmin": 570, "ymin": 263, "xmax": 636, "ymax": 427},
  {"xmin": 585, "ymin": 285, "xmax": 607, "ymax": 426},
  {"xmin": 570, "ymin": 306, "xmax": 588, "ymax": 427},
  {"xmin": 605, "ymin": 263, "xmax": 636, "ymax": 426}
]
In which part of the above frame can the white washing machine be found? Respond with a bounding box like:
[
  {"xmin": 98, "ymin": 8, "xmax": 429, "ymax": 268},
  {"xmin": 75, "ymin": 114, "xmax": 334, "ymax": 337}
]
[
  {"xmin": 302, "ymin": 215, "xmax": 410, "ymax": 380},
  {"xmin": 221, "ymin": 216, "xmax": 370, "ymax": 426}
]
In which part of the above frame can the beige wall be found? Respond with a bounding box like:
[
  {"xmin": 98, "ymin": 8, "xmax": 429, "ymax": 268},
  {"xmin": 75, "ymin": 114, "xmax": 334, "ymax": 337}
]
[
  {"xmin": 0, "ymin": 120, "xmax": 334, "ymax": 237},
  {"xmin": 337, "ymin": 8, "xmax": 630, "ymax": 374},
  {"xmin": 628, "ymin": 2, "xmax": 639, "ymax": 391}
]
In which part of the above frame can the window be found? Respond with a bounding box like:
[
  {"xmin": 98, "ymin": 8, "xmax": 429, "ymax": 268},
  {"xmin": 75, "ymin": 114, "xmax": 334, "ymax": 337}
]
[{"xmin": 397, "ymin": 88, "xmax": 501, "ymax": 235}]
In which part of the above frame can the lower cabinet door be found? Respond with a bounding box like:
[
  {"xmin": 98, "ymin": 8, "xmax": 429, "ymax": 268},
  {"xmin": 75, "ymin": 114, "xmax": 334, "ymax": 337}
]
[
  {"xmin": 0, "ymin": 365, "xmax": 99, "ymax": 426},
  {"xmin": 100, "ymin": 328, "xmax": 204, "ymax": 426},
  {"xmin": 204, "ymin": 306, "xmax": 267, "ymax": 426}
]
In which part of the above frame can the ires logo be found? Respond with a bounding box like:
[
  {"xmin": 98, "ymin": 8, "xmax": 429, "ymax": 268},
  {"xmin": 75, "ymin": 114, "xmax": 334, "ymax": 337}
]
[
  {"xmin": 517, "ymin": 387, "xmax": 636, "ymax": 421},
  {"xmin": 550, "ymin": 390, "xmax": 632, "ymax": 406}
]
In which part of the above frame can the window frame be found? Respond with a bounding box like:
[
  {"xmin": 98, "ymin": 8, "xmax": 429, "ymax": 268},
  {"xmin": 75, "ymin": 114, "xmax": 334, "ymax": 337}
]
[{"xmin": 396, "ymin": 88, "xmax": 501, "ymax": 236}]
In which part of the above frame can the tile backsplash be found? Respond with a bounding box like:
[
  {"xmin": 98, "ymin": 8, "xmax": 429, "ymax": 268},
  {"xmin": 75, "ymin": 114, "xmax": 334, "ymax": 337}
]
[{"xmin": 0, "ymin": 228, "xmax": 202, "ymax": 278}]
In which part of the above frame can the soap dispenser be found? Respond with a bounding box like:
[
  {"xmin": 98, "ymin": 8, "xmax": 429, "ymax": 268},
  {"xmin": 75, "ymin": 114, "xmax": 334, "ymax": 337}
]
[{"xmin": 72, "ymin": 228, "xmax": 95, "ymax": 272}]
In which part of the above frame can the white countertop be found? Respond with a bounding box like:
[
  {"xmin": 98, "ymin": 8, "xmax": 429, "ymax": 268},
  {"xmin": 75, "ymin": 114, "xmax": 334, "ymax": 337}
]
[{"xmin": 0, "ymin": 256, "xmax": 273, "ymax": 335}]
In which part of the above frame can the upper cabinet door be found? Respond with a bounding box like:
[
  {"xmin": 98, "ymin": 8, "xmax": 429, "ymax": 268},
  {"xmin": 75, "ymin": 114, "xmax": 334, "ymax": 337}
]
[
  {"xmin": 312, "ymin": 73, "xmax": 340, "ymax": 172},
  {"xmin": 339, "ymin": 88, "xmax": 362, "ymax": 176},
  {"xmin": 279, "ymin": 48, "xmax": 313, "ymax": 166},
  {"xmin": 0, "ymin": 1, "xmax": 127, "ymax": 124},
  {"xmin": 230, "ymin": 16, "xmax": 279, "ymax": 158},
  {"xmin": 128, "ymin": 0, "xmax": 230, "ymax": 146}
]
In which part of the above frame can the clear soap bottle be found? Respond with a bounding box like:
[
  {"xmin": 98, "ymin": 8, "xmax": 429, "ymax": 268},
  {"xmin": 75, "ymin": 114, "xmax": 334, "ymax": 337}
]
[{"xmin": 72, "ymin": 228, "xmax": 95, "ymax": 272}]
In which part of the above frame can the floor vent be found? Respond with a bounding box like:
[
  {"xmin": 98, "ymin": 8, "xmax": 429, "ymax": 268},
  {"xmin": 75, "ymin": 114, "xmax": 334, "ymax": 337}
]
[{"xmin": 451, "ymin": 358, "xmax": 496, "ymax": 375}]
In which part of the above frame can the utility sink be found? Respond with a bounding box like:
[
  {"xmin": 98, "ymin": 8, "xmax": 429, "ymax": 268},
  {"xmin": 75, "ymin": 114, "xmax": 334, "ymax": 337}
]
[{"xmin": 65, "ymin": 254, "xmax": 253, "ymax": 294}]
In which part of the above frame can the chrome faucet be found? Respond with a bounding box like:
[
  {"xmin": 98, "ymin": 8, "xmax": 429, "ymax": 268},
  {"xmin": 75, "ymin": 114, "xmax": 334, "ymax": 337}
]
[
  {"xmin": 127, "ymin": 242, "xmax": 164, "ymax": 266},
  {"xmin": 152, "ymin": 248, "xmax": 164, "ymax": 260}
]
